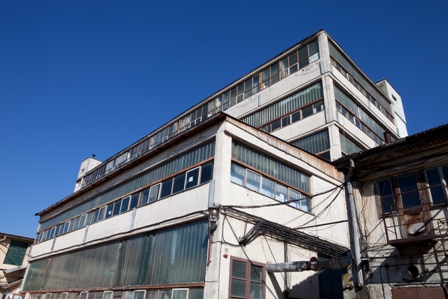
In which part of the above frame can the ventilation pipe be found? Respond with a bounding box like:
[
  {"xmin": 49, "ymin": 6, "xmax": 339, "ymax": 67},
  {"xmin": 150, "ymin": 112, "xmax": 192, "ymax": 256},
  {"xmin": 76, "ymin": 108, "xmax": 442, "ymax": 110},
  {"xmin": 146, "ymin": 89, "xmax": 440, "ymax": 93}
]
[{"xmin": 346, "ymin": 159, "xmax": 363, "ymax": 288}]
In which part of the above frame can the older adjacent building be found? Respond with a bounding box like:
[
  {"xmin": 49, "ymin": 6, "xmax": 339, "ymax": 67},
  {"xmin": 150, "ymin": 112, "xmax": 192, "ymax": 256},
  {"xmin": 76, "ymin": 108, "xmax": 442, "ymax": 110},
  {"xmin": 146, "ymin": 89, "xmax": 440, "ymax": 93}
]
[
  {"xmin": 334, "ymin": 124, "xmax": 448, "ymax": 298},
  {"xmin": 0, "ymin": 233, "xmax": 33, "ymax": 299},
  {"xmin": 22, "ymin": 29, "xmax": 408, "ymax": 299}
]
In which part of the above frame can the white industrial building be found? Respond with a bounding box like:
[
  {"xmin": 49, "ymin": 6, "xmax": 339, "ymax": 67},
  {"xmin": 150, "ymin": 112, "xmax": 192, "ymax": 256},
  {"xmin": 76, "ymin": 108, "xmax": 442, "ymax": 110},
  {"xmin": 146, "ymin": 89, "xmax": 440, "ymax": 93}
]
[{"xmin": 22, "ymin": 30, "xmax": 409, "ymax": 298}]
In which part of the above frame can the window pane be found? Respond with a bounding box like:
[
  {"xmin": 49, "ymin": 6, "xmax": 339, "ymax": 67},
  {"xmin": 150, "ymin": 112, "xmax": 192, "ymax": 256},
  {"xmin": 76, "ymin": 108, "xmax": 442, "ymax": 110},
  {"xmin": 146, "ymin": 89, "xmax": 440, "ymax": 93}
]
[
  {"xmin": 105, "ymin": 204, "xmax": 114, "ymax": 218},
  {"xmin": 120, "ymin": 196, "xmax": 130, "ymax": 213},
  {"xmin": 250, "ymin": 266, "xmax": 263, "ymax": 282},
  {"xmin": 172, "ymin": 173, "xmax": 186, "ymax": 194},
  {"xmin": 200, "ymin": 163, "xmax": 214, "ymax": 184},
  {"xmin": 149, "ymin": 184, "xmax": 160, "ymax": 202},
  {"xmin": 185, "ymin": 168, "xmax": 200, "ymax": 189},
  {"xmin": 160, "ymin": 179, "xmax": 173, "ymax": 198},
  {"xmin": 129, "ymin": 193, "xmax": 139, "ymax": 210},
  {"xmin": 398, "ymin": 175, "xmax": 421, "ymax": 209},
  {"xmin": 113, "ymin": 201, "xmax": 121, "ymax": 216},
  {"xmin": 188, "ymin": 289, "xmax": 203, "ymax": 299},
  {"xmin": 426, "ymin": 168, "xmax": 446, "ymax": 205},
  {"xmin": 133, "ymin": 291, "xmax": 145, "ymax": 299},
  {"xmin": 231, "ymin": 163, "xmax": 245, "ymax": 186},
  {"xmin": 231, "ymin": 279, "xmax": 246, "ymax": 297},
  {"xmin": 232, "ymin": 260, "xmax": 246, "ymax": 279},
  {"xmin": 140, "ymin": 188, "xmax": 150, "ymax": 206},
  {"xmin": 261, "ymin": 177, "xmax": 275, "ymax": 198},
  {"xmin": 302, "ymin": 105, "xmax": 313, "ymax": 118},
  {"xmin": 275, "ymin": 183, "xmax": 287, "ymax": 202},
  {"xmin": 246, "ymin": 170, "xmax": 261, "ymax": 192},
  {"xmin": 250, "ymin": 283, "xmax": 263, "ymax": 299},
  {"xmin": 172, "ymin": 289, "xmax": 187, "ymax": 299},
  {"xmin": 289, "ymin": 189, "xmax": 301, "ymax": 209},
  {"xmin": 377, "ymin": 180, "xmax": 394, "ymax": 213}
]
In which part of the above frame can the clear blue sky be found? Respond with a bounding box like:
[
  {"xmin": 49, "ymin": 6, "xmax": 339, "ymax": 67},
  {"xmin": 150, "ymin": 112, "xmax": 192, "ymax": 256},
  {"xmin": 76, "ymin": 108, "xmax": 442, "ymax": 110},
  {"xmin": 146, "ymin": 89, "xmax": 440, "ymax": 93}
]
[{"xmin": 1, "ymin": 0, "xmax": 447, "ymax": 238}]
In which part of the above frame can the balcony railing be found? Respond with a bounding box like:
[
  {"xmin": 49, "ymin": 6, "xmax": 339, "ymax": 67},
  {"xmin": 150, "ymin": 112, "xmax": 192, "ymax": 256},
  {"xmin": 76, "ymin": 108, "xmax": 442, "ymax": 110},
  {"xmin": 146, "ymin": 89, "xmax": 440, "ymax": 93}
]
[{"xmin": 383, "ymin": 205, "xmax": 448, "ymax": 246}]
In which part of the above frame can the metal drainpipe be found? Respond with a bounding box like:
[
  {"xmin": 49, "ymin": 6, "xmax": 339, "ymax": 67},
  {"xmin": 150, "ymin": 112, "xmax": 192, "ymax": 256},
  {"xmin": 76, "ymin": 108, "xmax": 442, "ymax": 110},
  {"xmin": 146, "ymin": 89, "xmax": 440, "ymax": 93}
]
[{"xmin": 346, "ymin": 159, "xmax": 363, "ymax": 288}]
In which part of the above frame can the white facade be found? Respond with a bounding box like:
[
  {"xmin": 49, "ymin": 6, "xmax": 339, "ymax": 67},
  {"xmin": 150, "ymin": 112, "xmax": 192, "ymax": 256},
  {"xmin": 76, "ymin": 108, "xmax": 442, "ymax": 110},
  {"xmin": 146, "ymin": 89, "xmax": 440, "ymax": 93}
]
[{"xmin": 23, "ymin": 30, "xmax": 409, "ymax": 299}]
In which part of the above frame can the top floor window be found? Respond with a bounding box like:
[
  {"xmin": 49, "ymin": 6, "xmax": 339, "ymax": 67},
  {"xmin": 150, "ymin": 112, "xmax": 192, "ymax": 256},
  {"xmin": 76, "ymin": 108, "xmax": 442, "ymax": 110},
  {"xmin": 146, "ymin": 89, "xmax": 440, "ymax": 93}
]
[{"xmin": 377, "ymin": 164, "xmax": 448, "ymax": 215}]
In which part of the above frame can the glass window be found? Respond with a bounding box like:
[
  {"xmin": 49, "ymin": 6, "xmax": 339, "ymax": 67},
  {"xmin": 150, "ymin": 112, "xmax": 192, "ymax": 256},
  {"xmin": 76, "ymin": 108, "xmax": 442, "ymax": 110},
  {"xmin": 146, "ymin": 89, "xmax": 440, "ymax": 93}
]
[
  {"xmin": 3, "ymin": 240, "xmax": 28, "ymax": 266},
  {"xmin": 271, "ymin": 63, "xmax": 279, "ymax": 85},
  {"xmin": 113, "ymin": 201, "xmax": 121, "ymax": 216},
  {"xmin": 185, "ymin": 167, "xmax": 200, "ymax": 189},
  {"xmin": 246, "ymin": 170, "xmax": 261, "ymax": 192},
  {"xmin": 105, "ymin": 204, "xmax": 114, "ymax": 219},
  {"xmin": 120, "ymin": 196, "xmax": 130, "ymax": 213},
  {"xmin": 230, "ymin": 259, "xmax": 264, "ymax": 299},
  {"xmin": 397, "ymin": 175, "xmax": 421, "ymax": 209},
  {"xmin": 275, "ymin": 183, "xmax": 287, "ymax": 202},
  {"xmin": 160, "ymin": 179, "xmax": 173, "ymax": 198},
  {"xmin": 171, "ymin": 289, "xmax": 187, "ymax": 299},
  {"xmin": 102, "ymin": 292, "xmax": 113, "ymax": 299},
  {"xmin": 261, "ymin": 177, "xmax": 275, "ymax": 198},
  {"xmin": 129, "ymin": 193, "xmax": 139, "ymax": 210},
  {"xmin": 200, "ymin": 162, "xmax": 213, "ymax": 184},
  {"xmin": 140, "ymin": 188, "xmax": 150, "ymax": 206},
  {"xmin": 78, "ymin": 214, "xmax": 87, "ymax": 228},
  {"xmin": 188, "ymin": 289, "xmax": 203, "ymax": 299},
  {"xmin": 289, "ymin": 189, "xmax": 302, "ymax": 209},
  {"xmin": 149, "ymin": 184, "xmax": 160, "ymax": 202},
  {"xmin": 172, "ymin": 173, "xmax": 186, "ymax": 194},
  {"xmin": 133, "ymin": 291, "xmax": 145, "ymax": 299},
  {"xmin": 426, "ymin": 168, "xmax": 447, "ymax": 205},
  {"xmin": 231, "ymin": 163, "xmax": 245, "ymax": 186}
]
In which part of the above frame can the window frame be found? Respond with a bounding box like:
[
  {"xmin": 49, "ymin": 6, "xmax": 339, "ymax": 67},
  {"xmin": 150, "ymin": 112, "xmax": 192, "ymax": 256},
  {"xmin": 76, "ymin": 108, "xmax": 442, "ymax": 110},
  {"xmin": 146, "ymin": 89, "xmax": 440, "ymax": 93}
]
[{"xmin": 229, "ymin": 257, "xmax": 265, "ymax": 299}]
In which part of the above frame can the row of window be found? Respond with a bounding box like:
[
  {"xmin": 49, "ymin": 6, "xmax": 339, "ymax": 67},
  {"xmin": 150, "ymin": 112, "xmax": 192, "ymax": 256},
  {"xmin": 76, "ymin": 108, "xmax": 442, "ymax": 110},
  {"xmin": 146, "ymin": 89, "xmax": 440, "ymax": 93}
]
[
  {"xmin": 242, "ymin": 81, "xmax": 323, "ymax": 129},
  {"xmin": 37, "ymin": 163, "xmax": 213, "ymax": 243},
  {"xmin": 335, "ymin": 86, "xmax": 391, "ymax": 145},
  {"xmin": 291, "ymin": 129, "xmax": 331, "ymax": 161},
  {"xmin": 232, "ymin": 141, "xmax": 310, "ymax": 193},
  {"xmin": 231, "ymin": 163, "xmax": 310, "ymax": 212},
  {"xmin": 41, "ymin": 141, "xmax": 215, "ymax": 231},
  {"xmin": 328, "ymin": 41, "xmax": 392, "ymax": 116},
  {"xmin": 331, "ymin": 57, "xmax": 393, "ymax": 121},
  {"xmin": 33, "ymin": 288, "xmax": 203, "ymax": 299},
  {"xmin": 377, "ymin": 164, "xmax": 448, "ymax": 215},
  {"xmin": 80, "ymin": 39, "xmax": 320, "ymax": 190},
  {"xmin": 26, "ymin": 221, "xmax": 208, "ymax": 290},
  {"xmin": 262, "ymin": 99, "xmax": 324, "ymax": 134}
]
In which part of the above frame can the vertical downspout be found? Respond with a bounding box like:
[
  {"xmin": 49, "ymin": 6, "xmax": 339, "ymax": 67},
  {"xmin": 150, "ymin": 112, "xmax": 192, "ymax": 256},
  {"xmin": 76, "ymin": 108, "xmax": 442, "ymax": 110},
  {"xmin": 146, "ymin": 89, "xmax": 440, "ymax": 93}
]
[{"xmin": 345, "ymin": 159, "xmax": 363, "ymax": 289}]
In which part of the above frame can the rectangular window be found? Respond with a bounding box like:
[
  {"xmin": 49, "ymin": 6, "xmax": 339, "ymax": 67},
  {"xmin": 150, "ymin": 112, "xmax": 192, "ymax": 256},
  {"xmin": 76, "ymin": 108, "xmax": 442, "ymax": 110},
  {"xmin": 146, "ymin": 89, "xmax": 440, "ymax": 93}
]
[
  {"xmin": 261, "ymin": 177, "xmax": 275, "ymax": 198},
  {"xmin": 102, "ymin": 292, "xmax": 113, "ymax": 299},
  {"xmin": 4, "ymin": 240, "xmax": 28, "ymax": 266},
  {"xmin": 231, "ymin": 163, "xmax": 245, "ymax": 186},
  {"xmin": 140, "ymin": 188, "xmax": 150, "ymax": 206},
  {"xmin": 129, "ymin": 193, "xmax": 139, "ymax": 210},
  {"xmin": 120, "ymin": 196, "xmax": 130, "ymax": 213},
  {"xmin": 200, "ymin": 162, "xmax": 213, "ymax": 184},
  {"xmin": 230, "ymin": 258, "xmax": 264, "ymax": 299},
  {"xmin": 79, "ymin": 293, "xmax": 88, "ymax": 299},
  {"xmin": 160, "ymin": 179, "xmax": 173, "ymax": 198},
  {"xmin": 60, "ymin": 293, "xmax": 68, "ymax": 299},
  {"xmin": 149, "ymin": 183, "xmax": 161, "ymax": 202},
  {"xmin": 246, "ymin": 170, "xmax": 261, "ymax": 192},
  {"xmin": 425, "ymin": 168, "xmax": 447, "ymax": 205},
  {"xmin": 78, "ymin": 214, "xmax": 87, "ymax": 228},
  {"xmin": 185, "ymin": 167, "xmax": 200, "ymax": 189},
  {"xmin": 172, "ymin": 173, "xmax": 186, "ymax": 194},
  {"xmin": 105, "ymin": 203, "xmax": 114, "ymax": 218},
  {"xmin": 113, "ymin": 200, "xmax": 121, "ymax": 216},
  {"xmin": 172, "ymin": 289, "xmax": 188, "ymax": 299}
]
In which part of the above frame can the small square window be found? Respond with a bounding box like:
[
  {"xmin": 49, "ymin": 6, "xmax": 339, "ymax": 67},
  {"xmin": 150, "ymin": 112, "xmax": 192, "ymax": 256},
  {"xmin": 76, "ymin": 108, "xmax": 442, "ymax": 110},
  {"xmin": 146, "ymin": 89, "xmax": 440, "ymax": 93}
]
[{"xmin": 185, "ymin": 168, "xmax": 200, "ymax": 189}]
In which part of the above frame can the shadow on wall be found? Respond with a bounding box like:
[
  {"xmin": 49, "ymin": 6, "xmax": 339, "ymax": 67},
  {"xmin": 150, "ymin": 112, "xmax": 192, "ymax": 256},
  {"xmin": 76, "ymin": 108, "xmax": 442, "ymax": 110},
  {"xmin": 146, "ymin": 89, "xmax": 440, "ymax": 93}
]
[{"xmin": 368, "ymin": 246, "xmax": 445, "ymax": 286}]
